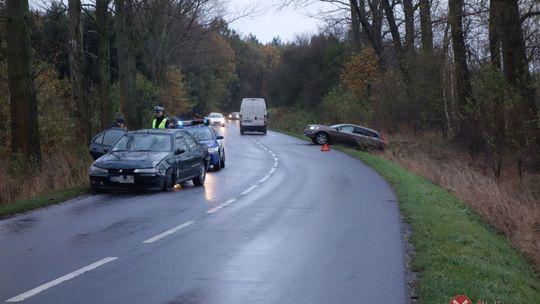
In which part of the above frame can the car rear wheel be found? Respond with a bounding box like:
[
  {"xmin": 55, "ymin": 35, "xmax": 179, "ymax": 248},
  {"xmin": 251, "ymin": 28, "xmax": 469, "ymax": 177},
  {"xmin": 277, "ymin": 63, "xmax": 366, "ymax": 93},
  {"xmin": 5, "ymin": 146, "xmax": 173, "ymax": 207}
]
[
  {"xmin": 192, "ymin": 163, "xmax": 206, "ymax": 186},
  {"xmin": 314, "ymin": 132, "xmax": 329, "ymax": 145}
]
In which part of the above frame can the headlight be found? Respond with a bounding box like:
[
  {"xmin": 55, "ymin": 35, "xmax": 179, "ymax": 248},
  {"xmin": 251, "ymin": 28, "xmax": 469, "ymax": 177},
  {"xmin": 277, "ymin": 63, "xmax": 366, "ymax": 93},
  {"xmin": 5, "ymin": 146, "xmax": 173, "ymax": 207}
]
[
  {"xmin": 134, "ymin": 168, "xmax": 158, "ymax": 173},
  {"xmin": 208, "ymin": 146, "xmax": 219, "ymax": 153},
  {"xmin": 89, "ymin": 165, "xmax": 107, "ymax": 174},
  {"xmin": 309, "ymin": 126, "xmax": 319, "ymax": 130}
]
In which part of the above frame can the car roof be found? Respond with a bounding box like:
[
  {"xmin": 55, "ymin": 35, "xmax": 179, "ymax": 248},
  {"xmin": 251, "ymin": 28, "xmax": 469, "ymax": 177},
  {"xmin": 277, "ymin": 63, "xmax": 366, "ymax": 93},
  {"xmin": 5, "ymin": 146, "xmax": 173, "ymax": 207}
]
[
  {"xmin": 126, "ymin": 129, "xmax": 185, "ymax": 135},
  {"xmin": 332, "ymin": 124, "xmax": 380, "ymax": 135}
]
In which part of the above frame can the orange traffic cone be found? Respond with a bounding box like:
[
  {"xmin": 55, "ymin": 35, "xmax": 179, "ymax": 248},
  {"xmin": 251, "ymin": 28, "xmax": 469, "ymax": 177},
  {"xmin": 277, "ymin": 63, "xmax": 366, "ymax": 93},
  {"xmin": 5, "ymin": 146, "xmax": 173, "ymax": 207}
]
[{"xmin": 321, "ymin": 143, "xmax": 330, "ymax": 152}]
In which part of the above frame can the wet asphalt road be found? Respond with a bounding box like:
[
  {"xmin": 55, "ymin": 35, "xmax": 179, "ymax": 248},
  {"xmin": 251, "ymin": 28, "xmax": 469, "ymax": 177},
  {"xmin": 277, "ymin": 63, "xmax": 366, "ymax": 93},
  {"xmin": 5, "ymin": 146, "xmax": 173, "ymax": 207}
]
[{"xmin": 0, "ymin": 122, "xmax": 406, "ymax": 303}]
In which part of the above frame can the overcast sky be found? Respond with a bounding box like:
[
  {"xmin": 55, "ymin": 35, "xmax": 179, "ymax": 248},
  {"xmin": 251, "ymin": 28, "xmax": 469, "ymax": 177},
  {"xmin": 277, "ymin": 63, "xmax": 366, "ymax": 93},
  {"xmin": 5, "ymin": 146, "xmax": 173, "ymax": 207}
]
[{"xmin": 227, "ymin": 0, "xmax": 334, "ymax": 43}]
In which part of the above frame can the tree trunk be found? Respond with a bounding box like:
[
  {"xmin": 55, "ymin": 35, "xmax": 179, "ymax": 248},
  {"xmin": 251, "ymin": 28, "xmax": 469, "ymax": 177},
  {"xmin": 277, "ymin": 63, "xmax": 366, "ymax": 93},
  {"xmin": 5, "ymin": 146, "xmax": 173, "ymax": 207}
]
[
  {"xmin": 349, "ymin": 0, "xmax": 361, "ymax": 52},
  {"xmin": 419, "ymin": 0, "xmax": 433, "ymax": 53},
  {"xmin": 115, "ymin": 0, "xmax": 138, "ymax": 129},
  {"xmin": 97, "ymin": 0, "xmax": 112, "ymax": 129},
  {"xmin": 371, "ymin": 0, "xmax": 383, "ymax": 56},
  {"xmin": 68, "ymin": 0, "xmax": 89, "ymax": 143},
  {"xmin": 488, "ymin": 0, "xmax": 501, "ymax": 68},
  {"xmin": 497, "ymin": 0, "xmax": 539, "ymax": 160},
  {"xmin": 403, "ymin": 0, "xmax": 415, "ymax": 55},
  {"xmin": 488, "ymin": 0, "xmax": 506, "ymax": 176},
  {"xmin": 350, "ymin": 0, "xmax": 380, "ymax": 56},
  {"xmin": 448, "ymin": 0, "xmax": 474, "ymax": 147},
  {"xmin": 6, "ymin": 0, "xmax": 41, "ymax": 161},
  {"xmin": 380, "ymin": 0, "xmax": 403, "ymax": 56}
]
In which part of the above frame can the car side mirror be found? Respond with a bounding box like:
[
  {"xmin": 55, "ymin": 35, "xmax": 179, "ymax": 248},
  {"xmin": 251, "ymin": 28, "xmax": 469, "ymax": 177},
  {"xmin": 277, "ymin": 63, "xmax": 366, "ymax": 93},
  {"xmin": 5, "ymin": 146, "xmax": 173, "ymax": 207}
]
[
  {"xmin": 175, "ymin": 148, "xmax": 186, "ymax": 155},
  {"xmin": 217, "ymin": 136, "xmax": 224, "ymax": 140},
  {"xmin": 104, "ymin": 146, "xmax": 110, "ymax": 153}
]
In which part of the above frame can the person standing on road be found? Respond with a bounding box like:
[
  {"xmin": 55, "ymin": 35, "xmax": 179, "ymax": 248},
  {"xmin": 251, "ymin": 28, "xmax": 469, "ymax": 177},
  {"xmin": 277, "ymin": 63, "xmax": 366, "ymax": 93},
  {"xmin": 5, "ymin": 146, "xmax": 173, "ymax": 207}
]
[
  {"xmin": 152, "ymin": 106, "xmax": 169, "ymax": 129},
  {"xmin": 107, "ymin": 117, "xmax": 127, "ymax": 130}
]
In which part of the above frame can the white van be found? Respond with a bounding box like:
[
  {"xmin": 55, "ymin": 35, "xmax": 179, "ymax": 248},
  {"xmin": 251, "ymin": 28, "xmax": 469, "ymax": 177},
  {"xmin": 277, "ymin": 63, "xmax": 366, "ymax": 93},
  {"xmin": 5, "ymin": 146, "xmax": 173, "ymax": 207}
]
[{"xmin": 240, "ymin": 98, "xmax": 267, "ymax": 135}]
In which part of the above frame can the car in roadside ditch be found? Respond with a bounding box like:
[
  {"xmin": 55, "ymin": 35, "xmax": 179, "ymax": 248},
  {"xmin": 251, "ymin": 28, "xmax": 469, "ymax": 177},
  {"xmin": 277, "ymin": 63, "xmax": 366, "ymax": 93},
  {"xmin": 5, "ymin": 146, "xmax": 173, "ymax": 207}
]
[
  {"xmin": 208, "ymin": 112, "xmax": 226, "ymax": 127},
  {"xmin": 89, "ymin": 129, "xmax": 210, "ymax": 192},
  {"xmin": 184, "ymin": 124, "xmax": 226, "ymax": 171},
  {"xmin": 304, "ymin": 123, "xmax": 387, "ymax": 150}
]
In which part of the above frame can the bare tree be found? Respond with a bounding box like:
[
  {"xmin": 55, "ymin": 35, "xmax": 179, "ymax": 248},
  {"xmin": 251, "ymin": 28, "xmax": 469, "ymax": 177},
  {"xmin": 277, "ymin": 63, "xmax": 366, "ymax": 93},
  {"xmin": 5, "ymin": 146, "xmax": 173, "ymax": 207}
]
[
  {"xmin": 97, "ymin": 0, "xmax": 112, "ymax": 129},
  {"xmin": 68, "ymin": 0, "xmax": 90, "ymax": 143},
  {"xmin": 114, "ymin": 0, "xmax": 138, "ymax": 129},
  {"xmin": 419, "ymin": 0, "xmax": 433, "ymax": 52},
  {"xmin": 6, "ymin": 0, "xmax": 41, "ymax": 161},
  {"xmin": 448, "ymin": 0, "xmax": 474, "ymax": 146}
]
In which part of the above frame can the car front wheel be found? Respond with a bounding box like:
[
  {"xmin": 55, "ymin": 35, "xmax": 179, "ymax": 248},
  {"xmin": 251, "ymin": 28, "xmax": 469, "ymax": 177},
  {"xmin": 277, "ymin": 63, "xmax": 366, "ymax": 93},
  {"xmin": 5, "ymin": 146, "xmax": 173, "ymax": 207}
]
[
  {"xmin": 314, "ymin": 132, "xmax": 329, "ymax": 145},
  {"xmin": 192, "ymin": 163, "xmax": 206, "ymax": 186},
  {"xmin": 163, "ymin": 169, "xmax": 174, "ymax": 191},
  {"xmin": 220, "ymin": 151, "xmax": 226, "ymax": 169}
]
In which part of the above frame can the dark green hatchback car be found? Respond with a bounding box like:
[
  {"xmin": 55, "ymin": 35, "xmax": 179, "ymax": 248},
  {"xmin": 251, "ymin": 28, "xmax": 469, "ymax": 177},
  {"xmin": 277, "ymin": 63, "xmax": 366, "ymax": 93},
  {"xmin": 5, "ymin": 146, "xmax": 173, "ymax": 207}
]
[{"xmin": 89, "ymin": 129, "xmax": 210, "ymax": 192}]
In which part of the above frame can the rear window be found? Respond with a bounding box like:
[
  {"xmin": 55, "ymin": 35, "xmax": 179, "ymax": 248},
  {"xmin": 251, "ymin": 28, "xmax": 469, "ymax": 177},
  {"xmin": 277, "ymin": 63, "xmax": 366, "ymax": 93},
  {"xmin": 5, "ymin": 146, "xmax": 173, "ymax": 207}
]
[
  {"xmin": 103, "ymin": 129, "xmax": 125, "ymax": 146},
  {"xmin": 185, "ymin": 127, "xmax": 214, "ymax": 141},
  {"xmin": 113, "ymin": 134, "xmax": 172, "ymax": 152}
]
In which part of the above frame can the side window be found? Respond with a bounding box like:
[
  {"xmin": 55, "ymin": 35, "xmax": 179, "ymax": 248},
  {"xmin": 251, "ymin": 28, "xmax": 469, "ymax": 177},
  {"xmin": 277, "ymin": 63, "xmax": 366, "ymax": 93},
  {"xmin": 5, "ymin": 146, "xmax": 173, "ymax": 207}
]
[
  {"xmin": 184, "ymin": 135, "xmax": 197, "ymax": 149},
  {"xmin": 103, "ymin": 130, "xmax": 125, "ymax": 146},
  {"xmin": 341, "ymin": 126, "xmax": 354, "ymax": 133},
  {"xmin": 93, "ymin": 133, "xmax": 105, "ymax": 144},
  {"xmin": 367, "ymin": 131, "xmax": 379, "ymax": 138},
  {"xmin": 175, "ymin": 136, "xmax": 188, "ymax": 150}
]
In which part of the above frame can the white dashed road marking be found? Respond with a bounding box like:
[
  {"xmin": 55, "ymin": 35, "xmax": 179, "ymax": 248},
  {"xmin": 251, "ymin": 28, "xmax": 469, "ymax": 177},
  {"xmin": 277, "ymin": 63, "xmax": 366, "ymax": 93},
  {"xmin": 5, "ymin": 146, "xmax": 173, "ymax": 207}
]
[
  {"xmin": 142, "ymin": 221, "xmax": 194, "ymax": 244},
  {"xmin": 6, "ymin": 257, "xmax": 118, "ymax": 303},
  {"xmin": 206, "ymin": 139, "xmax": 279, "ymax": 215},
  {"xmin": 240, "ymin": 185, "xmax": 258, "ymax": 196}
]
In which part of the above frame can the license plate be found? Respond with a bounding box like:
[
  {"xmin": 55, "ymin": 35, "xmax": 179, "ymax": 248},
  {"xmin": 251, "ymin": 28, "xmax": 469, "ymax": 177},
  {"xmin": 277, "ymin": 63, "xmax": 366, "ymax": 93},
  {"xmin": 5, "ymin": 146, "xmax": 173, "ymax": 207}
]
[
  {"xmin": 243, "ymin": 119, "xmax": 252, "ymax": 122},
  {"xmin": 110, "ymin": 175, "xmax": 134, "ymax": 183}
]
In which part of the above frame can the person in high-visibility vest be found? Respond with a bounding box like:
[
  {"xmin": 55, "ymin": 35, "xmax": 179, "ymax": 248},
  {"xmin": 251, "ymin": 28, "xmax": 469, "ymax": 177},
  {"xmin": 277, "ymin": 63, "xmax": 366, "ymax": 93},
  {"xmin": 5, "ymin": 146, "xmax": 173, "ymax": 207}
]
[{"xmin": 152, "ymin": 106, "xmax": 169, "ymax": 128}]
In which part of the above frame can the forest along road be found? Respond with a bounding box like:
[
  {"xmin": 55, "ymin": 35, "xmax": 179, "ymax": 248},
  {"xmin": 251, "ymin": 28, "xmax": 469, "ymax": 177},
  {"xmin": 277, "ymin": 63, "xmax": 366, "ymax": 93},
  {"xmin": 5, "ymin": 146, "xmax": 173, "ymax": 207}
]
[{"xmin": 0, "ymin": 122, "xmax": 406, "ymax": 304}]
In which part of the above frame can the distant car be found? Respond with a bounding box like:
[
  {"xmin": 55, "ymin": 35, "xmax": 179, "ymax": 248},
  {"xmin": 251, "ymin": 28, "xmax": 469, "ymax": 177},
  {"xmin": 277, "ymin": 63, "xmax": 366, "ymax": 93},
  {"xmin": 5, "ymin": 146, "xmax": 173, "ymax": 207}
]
[
  {"xmin": 184, "ymin": 125, "xmax": 226, "ymax": 171},
  {"xmin": 208, "ymin": 112, "xmax": 225, "ymax": 127},
  {"xmin": 89, "ymin": 127, "xmax": 127, "ymax": 160},
  {"xmin": 304, "ymin": 123, "xmax": 387, "ymax": 150},
  {"xmin": 228, "ymin": 112, "xmax": 240, "ymax": 120},
  {"xmin": 89, "ymin": 129, "xmax": 210, "ymax": 192}
]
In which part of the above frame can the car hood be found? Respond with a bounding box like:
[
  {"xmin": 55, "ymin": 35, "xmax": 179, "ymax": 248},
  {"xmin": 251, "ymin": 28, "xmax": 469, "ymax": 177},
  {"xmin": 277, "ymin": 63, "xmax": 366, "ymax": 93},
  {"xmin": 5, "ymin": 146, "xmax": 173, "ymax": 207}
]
[
  {"xmin": 94, "ymin": 151, "xmax": 169, "ymax": 169},
  {"xmin": 199, "ymin": 140, "xmax": 218, "ymax": 148}
]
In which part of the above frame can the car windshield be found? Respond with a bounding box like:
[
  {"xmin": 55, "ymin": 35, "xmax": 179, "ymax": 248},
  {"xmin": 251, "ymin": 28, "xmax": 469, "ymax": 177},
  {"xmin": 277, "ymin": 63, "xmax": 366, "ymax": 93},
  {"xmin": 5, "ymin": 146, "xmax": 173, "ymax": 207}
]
[
  {"xmin": 185, "ymin": 127, "xmax": 214, "ymax": 141},
  {"xmin": 112, "ymin": 134, "xmax": 172, "ymax": 152},
  {"xmin": 208, "ymin": 113, "xmax": 222, "ymax": 118}
]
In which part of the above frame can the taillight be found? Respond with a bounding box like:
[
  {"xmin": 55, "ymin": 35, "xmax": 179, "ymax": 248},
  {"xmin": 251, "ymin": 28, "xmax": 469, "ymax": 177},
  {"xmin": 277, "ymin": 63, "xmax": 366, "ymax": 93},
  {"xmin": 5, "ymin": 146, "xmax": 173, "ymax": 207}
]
[{"xmin": 381, "ymin": 133, "xmax": 388, "ymax": 145}]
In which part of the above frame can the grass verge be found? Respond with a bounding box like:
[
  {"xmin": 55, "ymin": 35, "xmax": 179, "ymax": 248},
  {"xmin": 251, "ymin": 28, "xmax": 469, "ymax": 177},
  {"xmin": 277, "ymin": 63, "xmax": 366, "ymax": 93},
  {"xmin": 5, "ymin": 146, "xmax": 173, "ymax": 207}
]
[
  {"xmin": 0, "ymin": 186, "xmax": 90, "ymax": 218},
  {"xmin": 271, "ymin": 128, "xmax": 540, "ymax": 303}
]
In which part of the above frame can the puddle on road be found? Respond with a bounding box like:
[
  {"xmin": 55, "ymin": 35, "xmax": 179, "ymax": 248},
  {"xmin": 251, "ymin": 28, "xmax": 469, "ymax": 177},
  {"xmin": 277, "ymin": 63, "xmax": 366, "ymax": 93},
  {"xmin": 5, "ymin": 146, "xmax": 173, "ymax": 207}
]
[
  {"xmin": 1, "ymin": 217, "xmax": 38, "ymax": 234},
  {"xmin": 73, "ymin": 216, "xmax": 151, "ymax": 245}
]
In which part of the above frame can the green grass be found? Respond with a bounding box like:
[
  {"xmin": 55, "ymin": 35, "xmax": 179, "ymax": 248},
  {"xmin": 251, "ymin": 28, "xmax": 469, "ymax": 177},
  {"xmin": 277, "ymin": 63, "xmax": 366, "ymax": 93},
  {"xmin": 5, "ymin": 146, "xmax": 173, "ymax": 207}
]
[
  {"xmin": 271, "ymin": 128, "xmax": 540, "ymax": 303},
  {"xmin": 0, "ymin": 186, "xmax": 90, "ymax": 218}
]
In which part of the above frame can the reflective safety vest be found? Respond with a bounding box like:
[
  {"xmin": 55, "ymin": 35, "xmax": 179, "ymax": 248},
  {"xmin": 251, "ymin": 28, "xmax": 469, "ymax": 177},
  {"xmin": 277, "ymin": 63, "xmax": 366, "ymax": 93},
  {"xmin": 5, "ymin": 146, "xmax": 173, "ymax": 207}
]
[{"xmin": 152, "ymin": 117, "xmax": 167, "ymax": 128}]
